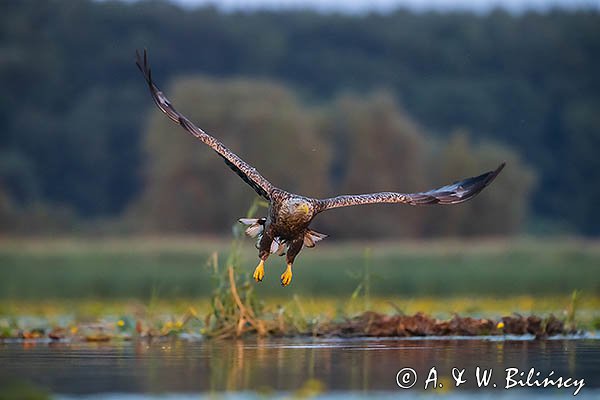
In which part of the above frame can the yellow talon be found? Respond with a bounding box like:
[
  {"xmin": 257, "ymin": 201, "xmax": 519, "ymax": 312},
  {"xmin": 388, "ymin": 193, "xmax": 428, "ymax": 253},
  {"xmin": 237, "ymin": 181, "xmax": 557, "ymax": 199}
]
[
  {"xmin": 280, "ymin": 264, "xmax": 293, "ymax": 287},
  {"xmin": 253, "ymin": 260, "xmax": 265, "ymax": 282}
]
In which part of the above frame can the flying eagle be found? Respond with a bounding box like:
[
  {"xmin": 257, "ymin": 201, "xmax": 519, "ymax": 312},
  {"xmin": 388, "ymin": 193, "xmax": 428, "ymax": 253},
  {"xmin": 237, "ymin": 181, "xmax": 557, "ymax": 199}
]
[{"xmin": 136, "ymin": 50, "xmax": 505, "ymax": 287}]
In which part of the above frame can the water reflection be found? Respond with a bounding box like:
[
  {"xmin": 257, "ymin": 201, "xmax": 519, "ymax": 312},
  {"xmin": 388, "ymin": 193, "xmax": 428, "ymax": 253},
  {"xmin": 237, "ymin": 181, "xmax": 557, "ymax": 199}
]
[{"xmin": 0, "ymin": 337, "xmax": 599, "ymax": 396}]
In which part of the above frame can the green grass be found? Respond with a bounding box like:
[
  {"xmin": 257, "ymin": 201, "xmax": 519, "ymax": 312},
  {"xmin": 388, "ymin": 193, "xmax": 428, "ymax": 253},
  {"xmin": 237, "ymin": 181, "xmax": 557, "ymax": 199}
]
[{"xmin": 0, "ymin": 237, "xmax": 599, "ymax": 300}]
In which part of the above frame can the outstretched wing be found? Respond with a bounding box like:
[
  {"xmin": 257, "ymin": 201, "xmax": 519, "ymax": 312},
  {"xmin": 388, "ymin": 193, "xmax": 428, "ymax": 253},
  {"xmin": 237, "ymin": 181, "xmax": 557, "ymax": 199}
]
[
  {"xmin": 317, "ymin": 162, "xmax": 505, "ymax": 212},
  {"xmin": 135, "ymin": 50, "xmax": 274, "ymax": 200}
]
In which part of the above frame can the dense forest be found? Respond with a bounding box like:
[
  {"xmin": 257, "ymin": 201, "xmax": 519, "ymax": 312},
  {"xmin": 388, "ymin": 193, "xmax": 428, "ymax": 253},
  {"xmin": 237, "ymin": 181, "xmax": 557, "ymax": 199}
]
[
  {"xmin": 130, "ymin": 77, "xmax": 533, "ymax": 237},
  {"xmin": 1, "ymin": 0, "xmax": 599, "ymax": 235}
]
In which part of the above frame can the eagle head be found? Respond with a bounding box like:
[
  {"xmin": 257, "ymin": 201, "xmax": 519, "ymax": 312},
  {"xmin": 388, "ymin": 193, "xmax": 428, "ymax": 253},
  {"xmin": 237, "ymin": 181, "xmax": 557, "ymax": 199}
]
[{"xmin": 287, "ymin": 198, "xmax": 312, "ymax": 218}]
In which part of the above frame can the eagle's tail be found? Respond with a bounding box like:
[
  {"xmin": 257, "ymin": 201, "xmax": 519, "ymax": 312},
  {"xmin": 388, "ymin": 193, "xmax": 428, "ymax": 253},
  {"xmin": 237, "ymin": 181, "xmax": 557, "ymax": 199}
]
[{"xmin": 239, "ymin": 219, "xmax": 327, "ymax": 254}]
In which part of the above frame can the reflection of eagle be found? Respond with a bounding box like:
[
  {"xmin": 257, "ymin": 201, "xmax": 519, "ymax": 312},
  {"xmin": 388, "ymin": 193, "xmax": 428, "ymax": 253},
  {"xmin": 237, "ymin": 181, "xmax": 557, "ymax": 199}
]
[{"xmin": 136, "ymin": 50, "xmax": 505, "ymax": 287}]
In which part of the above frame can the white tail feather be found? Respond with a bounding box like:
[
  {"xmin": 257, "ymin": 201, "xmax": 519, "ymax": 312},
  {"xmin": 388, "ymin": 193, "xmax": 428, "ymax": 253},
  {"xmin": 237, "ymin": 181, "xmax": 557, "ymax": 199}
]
[
  {"xmin": 268, "ymin": 237, "xmax": 288, "ymax": 256},
  {"xmin": 303, "ymin": 229, "xmax": 328, "ymax": 248},
  {"xmin": 276, "ymin": 241, "xmax": 287, "ymax": 256},
  {"xmin": 269, "ymin": 239, "xmax": 279, "ymax": 254}
]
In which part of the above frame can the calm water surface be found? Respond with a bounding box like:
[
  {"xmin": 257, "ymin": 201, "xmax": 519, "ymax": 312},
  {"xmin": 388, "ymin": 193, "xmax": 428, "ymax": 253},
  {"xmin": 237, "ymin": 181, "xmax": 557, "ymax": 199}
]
[{"xmin": 1, "ymin": 337, "xmax": 599, "ymax": 399}]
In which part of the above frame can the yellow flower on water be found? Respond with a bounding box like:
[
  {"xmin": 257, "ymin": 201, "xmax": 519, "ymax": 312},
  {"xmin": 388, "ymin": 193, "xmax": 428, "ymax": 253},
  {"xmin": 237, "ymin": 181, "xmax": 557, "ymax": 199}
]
[
  {"xmin": 497, "ymin": 321, "xmax": 505, "ymax": 329},
  {"xmin": 117, "ymin": 320, "xmax": 125, "ymax": 327},
  {"xmin": 164, "ymin": 321, "xmax": 173, "ymax": 330},
  {"xmin": 175, "ymin": 321, "xmax": 183, "ymax": 329},
  {"xmin": 70, "ymin": 326, "xmax": 78, "ymax": 334}
]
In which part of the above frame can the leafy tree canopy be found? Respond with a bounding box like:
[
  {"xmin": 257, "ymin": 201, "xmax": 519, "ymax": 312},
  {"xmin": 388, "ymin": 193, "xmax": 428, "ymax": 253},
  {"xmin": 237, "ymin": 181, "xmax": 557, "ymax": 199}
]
[{"xmin": 1, "ymin": 0, "xmax": 598, "ymax": 234}]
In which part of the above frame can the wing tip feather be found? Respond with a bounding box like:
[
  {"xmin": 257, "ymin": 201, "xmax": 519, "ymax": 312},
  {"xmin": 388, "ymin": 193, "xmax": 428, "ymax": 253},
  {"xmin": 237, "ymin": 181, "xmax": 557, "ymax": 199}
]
[{"xmin": 445, "ymin": 161, "xmax": 506, "ymax": 204}]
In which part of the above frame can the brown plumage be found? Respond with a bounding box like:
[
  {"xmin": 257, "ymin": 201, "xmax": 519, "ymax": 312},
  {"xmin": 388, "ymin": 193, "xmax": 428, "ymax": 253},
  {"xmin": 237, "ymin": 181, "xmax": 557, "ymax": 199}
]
[{"xmin": 136, "ymin": 49, "xmax": 505, "ymax": 287}]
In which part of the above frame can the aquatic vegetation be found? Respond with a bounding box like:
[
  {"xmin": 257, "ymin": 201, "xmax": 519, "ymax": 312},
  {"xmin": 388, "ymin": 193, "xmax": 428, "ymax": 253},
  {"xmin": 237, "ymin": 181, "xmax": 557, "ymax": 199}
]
[
  {"xmin": 0, "ymin": 274, "xmax": 596, "ymax": 341},
  {"xmin": 0, "ymin": 204, "xmax": 597, "ymax": 341},
  {"xmin": 566, "ymin": 289, "xmax": 581, "ymax": 331},
  {"xmin": 0, "ymin": 242, "xmax": 587, "ymax": 341}
]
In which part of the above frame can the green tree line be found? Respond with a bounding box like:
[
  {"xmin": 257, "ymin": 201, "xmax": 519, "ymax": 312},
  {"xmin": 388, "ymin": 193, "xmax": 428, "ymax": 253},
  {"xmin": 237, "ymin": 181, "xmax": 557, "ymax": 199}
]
[{"xmin": 0, "ymin": 0, "xmax": 598, "ymax": 234}]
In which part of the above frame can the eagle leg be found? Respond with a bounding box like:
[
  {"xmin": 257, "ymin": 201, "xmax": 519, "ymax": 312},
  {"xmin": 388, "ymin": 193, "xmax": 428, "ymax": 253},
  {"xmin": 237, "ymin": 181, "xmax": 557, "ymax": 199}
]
[
  {"xmin": 281, "ymin": 237, "xmax": 303, "ymax": 287},
  {"xmin": 254, "ymin": 232, "xmax": 273, "ymax": 283}
]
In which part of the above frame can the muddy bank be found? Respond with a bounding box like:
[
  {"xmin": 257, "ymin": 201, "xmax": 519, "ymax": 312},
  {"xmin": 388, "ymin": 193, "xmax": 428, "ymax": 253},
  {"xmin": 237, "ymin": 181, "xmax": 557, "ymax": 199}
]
[{"xmin": 318, "ymin": 312, "xmax": 570, "ymax": 339}]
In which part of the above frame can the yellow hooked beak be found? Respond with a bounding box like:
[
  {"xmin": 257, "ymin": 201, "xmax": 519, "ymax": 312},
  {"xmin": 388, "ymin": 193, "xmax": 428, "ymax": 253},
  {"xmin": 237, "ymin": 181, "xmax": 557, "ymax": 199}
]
[{"xmin": 297, "ymin": 203, "xmax": 310, "ymax": 215}]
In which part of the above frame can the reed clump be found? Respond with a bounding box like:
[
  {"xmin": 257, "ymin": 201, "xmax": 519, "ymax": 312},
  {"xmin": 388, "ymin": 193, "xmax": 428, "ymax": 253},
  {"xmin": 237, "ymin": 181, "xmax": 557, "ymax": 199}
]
[{"xmin": 202, "ymin": 199, "xmax": 308, "ymax": 338}]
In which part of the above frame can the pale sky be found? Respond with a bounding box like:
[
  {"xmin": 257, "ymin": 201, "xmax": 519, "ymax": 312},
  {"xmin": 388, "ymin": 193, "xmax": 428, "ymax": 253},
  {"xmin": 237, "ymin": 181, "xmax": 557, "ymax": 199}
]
[{"xmin": 168, "ymin": 0, "xmax": 600, "ymax": 13}]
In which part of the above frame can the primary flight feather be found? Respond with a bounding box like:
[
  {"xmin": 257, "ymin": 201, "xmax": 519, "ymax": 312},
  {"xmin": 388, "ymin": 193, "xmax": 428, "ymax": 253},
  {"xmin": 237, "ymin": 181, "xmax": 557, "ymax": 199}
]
[{"xmin": 136, "ymin": 49, "xmax": 505, "ymax": 287}]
